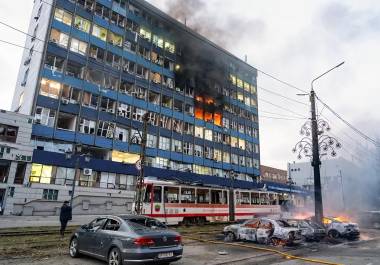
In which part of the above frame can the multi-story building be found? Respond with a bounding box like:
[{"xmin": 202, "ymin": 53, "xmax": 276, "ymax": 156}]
[
  {"xmin": 11, "ymin": 0, "xmax": 261, "ymax": 214},
  {"xmin": 0, "ymin": 110, "xmax": 34, "ymax": 215},
  {"xmin": 260, "ymin": 165, "xmax": 287, "ymax": 184}
]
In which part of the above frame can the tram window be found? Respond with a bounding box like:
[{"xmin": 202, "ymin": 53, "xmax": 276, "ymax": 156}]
[
  {"xmin": 269, "ymin": 193, "xmax": 277, "ymax": 205},
  {"xmin": 235, "ymin": 191, "xmax": 240, "ymax": 204},
  {"xmin": 211, "ymin": 190, "xmax": 222, "ymax": 204},
  {"xmin": 164, "ymin": 186, "xmax": 179, "ymax": 203},
  {"xmin": 251, "ymin": 192, "xmax": 260, "ymax": 205},
  {"xmin": 241, "ymin": 192, "xmax": 250, "ymax": 205},
  {"xmin": 222, "ymin": 190, "xmax": 227, "ymax": 204},
  {"xmin": 153, "ymin": 186, "xmax": 162, "ymax": 203},
  {"xmin": 181, "ymin": 188, "xmax": 195, "ymax": 203},
  {"xmin": 144, "ymin": 185, "xmax": 152, "ymax": 202},
  {"xmin": 197, "ymin": 189, "xmax": 210, "ymax": 204},
  {"xmin": 261, "ymin": 193, "xmax": 270, "ymax": 205}
]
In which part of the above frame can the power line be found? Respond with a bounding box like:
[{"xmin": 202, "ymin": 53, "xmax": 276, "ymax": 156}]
[
  {"xmin": 259, "ymin": 115, "xmax": 306, "ymax": 121},
  {"xmin": 258, "ymin": 86, "xmax": 309, "ymax": 106},
  {"xmin": 257, "ymin": 69, "xmax": 308, "ymax": 94},
  {"xmin": 317, "ymin": 96, "xmax": 380, "ymax": 147},
  {"xmin": 259, "ymin": 110, "xmax": 307, "ymax": 119},
  {"xmin": 0, "ymin": 39, "xmax": 42, "ymax": 53},
  {"xmin": 0, "ymin": 21, "xmax": 46, "ymax": 44},
  {"xmin": 259, "ymin": 97, "xmax": 308, "ymax": 119}
]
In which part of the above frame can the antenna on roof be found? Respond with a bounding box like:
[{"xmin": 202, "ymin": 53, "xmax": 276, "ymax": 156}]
[
  {"xmin": 184, "ymin": 17, "xmax": 187, "ymax": 27},
  {"xmin": 244, "ymin": 55, "xmax": 248, "ymax": 63}
]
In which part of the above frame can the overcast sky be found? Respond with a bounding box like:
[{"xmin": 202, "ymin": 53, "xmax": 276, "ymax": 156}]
[{"xmin": 0, "ymin": 0, "xmax": 378, "ymax": 169}]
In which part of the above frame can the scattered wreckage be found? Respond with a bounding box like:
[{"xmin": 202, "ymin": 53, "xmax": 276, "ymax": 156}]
[{"xmin": 223, "ymin": 217, "xmax": 302, "ymax": 245}]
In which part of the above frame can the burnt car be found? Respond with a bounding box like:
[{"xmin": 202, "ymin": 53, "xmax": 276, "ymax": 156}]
[
  {"xmin": 323, "ymin": 217, "xmax": 360, "ymax": 240},
  {"xmin": 223, "ymin": 217, "xmax": 302, "ymax": 245},
  {"xmin": 69, "ymin": 215, "xmax": 182, "ymax": 265},
  {"xmin": 357, "ymin": 211, "xmax": 380, "ymax": 229},
  {"xmin": 286, "ymin": 219, "xmax": 326, "ymax": 241}
]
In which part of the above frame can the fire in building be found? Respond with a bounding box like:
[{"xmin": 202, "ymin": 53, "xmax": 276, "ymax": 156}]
[{"xmin": 6, "ymin": 0, "xmax": 263, "ymax": 215}]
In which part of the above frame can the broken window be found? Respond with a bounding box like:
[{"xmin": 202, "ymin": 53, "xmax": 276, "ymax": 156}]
[
  {"xmin": 61, "ymin": 84, "xmax": 81, "ymax": 104},
  {"xmin": 89, "ymin": 44, "xmax": 105, "ymax": 62},
  {"xmin": 123, "ymin": 40, "xmax": 136, "ymax": 53},
  {"xmin": 126, "ymin": 18, "xmax": 139, "ymax": 33},
  {"xmin": 251, "ymin": 84, "xmax": 257, "ymax": 95},
  {"xmin": 97, "ymin": 121, "xmax": 115, "ymax": 138},
  {"xmin": 195, "ymin": 126, "xmax": 203, "ymax": 138},
  {"xmin": 231, "ymin": 120, "xmax": 238, "ymax": 131},
  {"xmin": 239, "ymin": 123, "xmax": 245, "ymax": 134},
  {"xmin": 222, "ymin": 134, "xmax": 230, "ymax": 145},
  {"xmin": 45, "ymin": 53, "xmax": 65, "ymax": 72},
  {"xmin": 82, "ymin": 92, "xmax": 98, "ymax": 109},
  {"xmin": 132, "ymin": 107, "xmax": 146, "ymax": 122},
  {"xmin": 54, "ymin": 7, "xmax": 73, "ymax": 26},
  {"xmin": 122, "ymin": 58, "xmax": 135, "ymax": 74},
  {"xmin": 108, "ymin": 31, "xmax": 123, "ymax": 47},
  {"xmin": 204, "ymin": 146, "xmax": 212, "ymax": 159},
  {"xmin": 183, "ymin": 142, "xmax": 193, "ymax": 156},
  {"xmin": 146, "ymin": 134, "xmax": 157, "ymax": 148},
  {"xmin": 137, "ymin": 45, "xmax": 150, "ymax": 60},
  {"xmin": 74, "ymin": 15, "xmax": 91, "ymax": 33},
  {"xmin": 164, "ymin": 58, "xmax": 174, "ymax": 71},
  {"xmin": 57, "ymin": 112, "xmax": 77, "ymax": 131},
  {"xmin": 148, "ymin": 91, "xmax": 160, "ymax": 105},
  {"xmin": 246, "ymin": 157, "xmax": 253, "ymax": 168},
  {"xmin": 184, "ymin": 104, "xmax": 194, "ymax": 116},
  {"xmin": 129, "ymin": 86, "xmax": 146, "ymax": 100},
  {"xmin": 120, "ymin": 79, "xmax": 134, "ymax": 95},
  {"xmin": 164, "ymin": 41, "xmax": 175, "ymax": 53},
  {"xmin": 158, "ymin": 136, "xmax": 170, "ymax": 150},
  {"xmin": 184, "ymin": 122, "xmax": 194, "ymax": 135},
  {"xmin": 246, "ymin": 126, "xmax": 252, "ymax": 137},
  {"xmin": 237, "ymin": 78, "xmax": 243, "ymax": 88},
  {"xmin": 147, "ymin": 112, "xmax": 159, "ymax": 126},
  {"xmin": 223, "ymin": 152, "xmax": 230, "ymax": 163},
  {"xmin": 100, "ymin": 97, "xmax": 115, "ymax": 113},
  {"xmin": 239, "ymin": 156, "xmax": 246, "ymax": 167},
  {"xmin": 40, "ymin": 78, "xmax": 61, "ymax": 99},
  {"xmin": 152, "ymin": 35, "xmax": 164, "ymax": 48},
  {"xmin": 213, "ymin": 132, "xmax": 222, "ymax": 143},
  {"xmin": 204, "ymin": 129, "xmax": 213, "ymax": 141},
  {"xmin": 35, "ymin": 107, "xmax": 56, "ymax": 127},
  {"xmin": 92, "ymin": 24, "xmax": 107, "ymax": 42},
  {"xmin": 104, "ymin": 73, "xmax": 119, "ymax": 90},
  {"xmin": 172, "ymin": 119, "xmax": 182, "ymax": 134},
  {"xmin": 117, "ymin": 103, "xmax": 132, "ymax": 118},
  {"xmin": 251, "ymin": 98, "xmax": 257, "ymax": 107},
  {"xmin": 150, "ymin": 71, "xmax": 161, "ymax": 84},
  {"xmin": 160, "ymin": 95, "xmax": 171, "ymax": 109},
  {"xmin": 77, "ymin": 0, "xmax": 94, "ymax": 12},
  {"xmin": 79, "ymin": 118, "xmax": 96, "ymax": 134},
  {"xmin": 173, "ymin": 99, "xmax": 183, "ymax": 112},
  {"xmin": 194, "ymin": 145, "xmax": 203, "ymax": 158},
  {"xmin": 231, "ymin": 154, "xmax": 238, "ymax": 165},
  {"xmin": 151, "ymin": 51, "xmax": 163, "ymax": 66},
  {"xmin": 160, "ymin": 115, "xmax": 171, "ymax": 130},
  {"xmin": 95, "ymin": 2, "xmax": 110, "ymax": 20},
  {"xmin": 66, "ymin": 60, "xmax": 85, "ymax": 79},
  {"xmin": 105, "ymin": 52, "xmax": 121, "ymax": 70},
  {"xmin": 245, "ymin": 95, "xmax": 251, "ymax": 106},
  {"xmin": 246, "ymin": 142, "xmax": 253, "ymax": 153},
  {"xmin": 85, "ymin": 67, "xmax": 104, "ymax": 86},
  {"xmin": 163, "ymin": 76, "xmax": 174, "ymax": 89},
  {"xmin": 231, "ymin": 137, "xmax": 238, "ymax": 148},
  {"xmin": 110, "ymin": 11, "xmax": 125, "ymax": 28},
  {"xmin": 49, "ymin": 28, "xmax": 69, "ymax": 48},
  {"xmin": 139, "ymin": 27, "xmax": 151, "ymax": 41},
  {"xmin": 239, "ymin": 139, "xmax": 246, "ymax": 150},
  {"xmin": 171, "ymin": 139, "xmax": 182, "ymax": 153},
  {"xmin": 130, "ymin": 129, "xmax": 141, "ymax": 144},
  {"xmin": 213, "ymin": 149, "xmax": 222, "ymax": 162},
  {"xmin": 185, "ymin": 87, "xmax": 194, "ymax": 97},
  {"xmin": 115, "ymin": 126, "xmax": 129, "ymax": 142},
  {"xmin": 136, "ymin": 65, "xmax": 149, "ymax": 79}
]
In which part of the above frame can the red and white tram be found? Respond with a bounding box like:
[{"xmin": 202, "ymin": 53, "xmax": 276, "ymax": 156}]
[{"xmin": 140, "ymin": 178, "xmax": 281, "ymax": 225}]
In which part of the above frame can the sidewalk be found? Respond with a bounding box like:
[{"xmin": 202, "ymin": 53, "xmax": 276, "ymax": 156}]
[{"xmin": 0, "ymin": 215, "xmax": 99, "ymax": 229}]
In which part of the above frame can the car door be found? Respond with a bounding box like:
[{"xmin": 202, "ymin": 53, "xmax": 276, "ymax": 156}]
[
  {"xmin": 239, "ymin": 220, "xmax": 259, "ymax": 241},
  {"xmin": 80, "ymin": 218, "xmax": 107, "ymax": 253},
  {"xmin": 91, "ymin": 218, "xmax": 122, "ymax": 258},
  {"xmin": 256, "ymin": 220, "xmax": 273, "ymax": 243}
]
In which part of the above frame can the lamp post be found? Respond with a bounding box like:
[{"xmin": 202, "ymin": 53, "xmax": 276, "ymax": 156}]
[
  {"xmin": 310, "ymin": 62, "xmax": 344, "ymax": 225},
  {"xmin": 228, "ymin": 170, "xmax": 237, "ymax": 222}
]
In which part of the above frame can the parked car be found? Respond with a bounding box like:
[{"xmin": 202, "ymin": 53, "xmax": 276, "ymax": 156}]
[
  {"xmin": 323, "ymin": 217, "xmax": 360, "ymax": 240},
  {"xmin": 69, "ymin": 215, "xmax": 183, "ymax": 265},
  {"xmin": 286, "ymin": 219, "xmax": 326, "ymax": 241},
  {"xmin": 223, "ymin": 217, "xmax": 302, "ymax": 245},
  {"xmin": 357, "ymin": 211, "xmax": 380, "ymax": 229}
]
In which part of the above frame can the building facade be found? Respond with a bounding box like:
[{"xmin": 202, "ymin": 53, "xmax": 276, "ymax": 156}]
[
  {"xmin": 260, "ymin": 165, "xmax": 287, "ymax": 184},
  {"xmin": 11, "ymin": 0, "xmax": 262, "ymax": 214}
]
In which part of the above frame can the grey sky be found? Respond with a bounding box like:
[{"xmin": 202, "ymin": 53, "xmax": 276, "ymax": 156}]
[{"xmin": 0, "ymin": 0, "xmax": 378, "ymax": 169}]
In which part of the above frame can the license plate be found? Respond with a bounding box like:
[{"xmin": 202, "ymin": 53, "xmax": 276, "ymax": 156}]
[{"xmin": 158, "ymin": 252, "xmax": 174, "ymax": 259}]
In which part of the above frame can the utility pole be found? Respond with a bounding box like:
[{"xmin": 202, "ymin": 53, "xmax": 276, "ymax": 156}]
[
  {"xmin": 134, "ymin": 113, "xmax": 149, "ymax": 215},
  {"xmin": 228, "ymin": 170, "xmax": 236, "ymax": 222},
  {"xmin": 339, "ymin": 170, "xmax": 345, "ymax": 211}
]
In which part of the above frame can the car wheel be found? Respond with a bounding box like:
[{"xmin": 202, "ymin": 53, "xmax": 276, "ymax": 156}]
[
  {"xmin": 224, "ymin": 232, "xmax": 236, "ymax": 242},
  {"xmin": 69, "ymin": 237, "xmax": 80, "ymax": 258},
  {"xmin": 328, "ymin": 230, "xmax": 340, "ymax": 239},
  {"xmin": 108, "ymin": 247, "xmax": 122, "ymax": 265}
]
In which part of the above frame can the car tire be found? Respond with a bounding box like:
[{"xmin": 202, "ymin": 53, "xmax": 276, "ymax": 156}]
[
  {"xmin": 69, "ymin": 237, "xmax": 80, "ymax": 258},
  {"xmin": 224, "ymin": 232, "xmax": 236, "ymax": 242},
  {"xmin": 328, "ymin": 230, "xmax": 340, "ymax": 239},
  {"xmin": 108, "ymin": 247, "xmax": 122, "ymax": 265}
]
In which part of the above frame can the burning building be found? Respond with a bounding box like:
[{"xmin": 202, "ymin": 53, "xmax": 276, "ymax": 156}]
[{"xmin": 8, "ymin": 0, "xmax": 261, "ymax": 215}]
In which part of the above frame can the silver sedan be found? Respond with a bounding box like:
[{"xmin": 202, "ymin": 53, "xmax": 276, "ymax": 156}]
[{"xmin": 69, "ymin": 215, "xmax": 183, "ymax": 265}]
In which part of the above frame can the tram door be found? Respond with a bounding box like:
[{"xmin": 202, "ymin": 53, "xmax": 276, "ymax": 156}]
[{"xmin": 143, "ymin": 184, "xmax": 163, "ymax": 215}]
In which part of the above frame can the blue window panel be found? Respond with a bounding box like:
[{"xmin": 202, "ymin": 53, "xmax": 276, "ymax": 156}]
[
  {"xmin": 222, "ymin": 163, "xmax": 232, "ymax": 170},
  {"xmin": 230, "ymin": 130, "xmax": 238, "ymax": 137},
  {"xmin": 247, "ymin": 167, "xmax": 254, "ymax": 174},
  {"xmin": 194, "ymin": 119, "xmax": 205, "ymax": 127},
  {"xmin": 157, "ymin": 150, "xmax": 170, "ymax": 159},
  {"xmin": 253, "ymin": 153, "xmax": 260, "ymax": 160},
  {"xmin": 112, "ymin": 3, "xmax": 127, "ymax": 16},
  {"xmin": 109, "ymin": 23, "xmax": 125, "ymax": 36},
  {"xmin": 133, "ymin": 98, "xmax": 147, "ymax": 109},
  {"xmin": 251, "ymin": 137, "xmax": 259, "ymax": 144},
  {"xmin": 125, "ymin": 30, "xmax": 138, "ymax": 42},
  {"xmin": 42, "ymin": 68, "xmax": 63, "ymax": 82},
  {"xmin": 146, "ymin": 148, "xmax": 157, "ymax": 157},
  {"xmin": 95, "ymin": 136, "xmax": 113, "ymax": 148},
  {"xmin": 161, "ymin": 107, "xmax": 172, "ymax": 117},
  {"xmin": 232, "ymin": 164, "xmax": 239, "ymax": 172},
  {"xmin": 147, "ymin": 126, "xmax": 158, "ymax": 135},
  {"xmin": 36, "ymin": 95, "xmax": 59, "ymax": 110},
  {"xmin": 32, "ymin": 124, "xmax": 54, "ymax": 138},
  {"xmin": 114, "ymin": 140, "xmax": 129, "ymax": 152},
  {"xmin": 204, "ymin": 159, "xmax": 213, "ymax": 167},
  {"xmin": 253, "ymin": 168, "xmax": 260, "ymax": 176},
  {"xmin": 51, "ymin": 20, "xmax": 71, "ymax": 34},
  {"xmin": 135, "ymin": 57, "xmax": 150, "ymax": 68},
  {"xmin": 222, "ymin": 145, "xmax": 231, "ymax": 153},
  {"xmin": 183, "ymin": 134, "xmax": 193, "ymax": 142},
  {"xmin": 97, "ymin": 0, "xmax": 112, "ymax": 8},
  {"xmin": 121, "ymin": 72, "xmax": 136, "ymax": 83},
  {"xmin": 213, "ymin": 126, "xmax": 223, "ymax": 133},
  {"xmin": 194, "ymin": 157, "xmax": 203, "ymax": 166},
  {"xmin": 172, "ymin": 92, "xmax": 184, "ymax": 101},
  {"xmin": 147, "ymin": 103, "xmax": 160, "ymax": 113},
  {"xmin": 47, "ymin": 43, "xmax": 68, "ymax": 58},
  {"xmin": 135, "ymin": 78, "xmax": 149, "ymax": 87},
  {"xmin": 60, "ymin": 103, "xmax": 80, "ymax": 114},
  {"xmin": 214, "ymin": 162, "xmax": 223, "ymax": 169},
  {"xmin": 116, "ymin": 116, "xmax": 131, "ymax": 127},
  {"xmin": 239, "ymin": 166, "xmax": 247, "ymax": 173},
  {"xmin": 205, "ymin": 123, "xmax": 213, "ymax": 130},
  {"xmin": 149, "ymin": 84, "xmax": 161, "ymax": 93},
  {"xmin": 76, "ymin": 133, "xmax": 95, "ymax": 145},
  {"xmin": 251, "ymin": 107, "xmax": 258, "ymax": 114},
  {"xmin": 238, "ymin": 132, "xmax": 245, "ymax": 140},
  {"xmin": 161, "ymin": 88, "xmax": 172, "ymax": 97},
  {"xmin": 76, "ymin": 7, "xmax": 92, "ymax": 20},
  {"xmin": 214, "ymin": 142, "xmax": 223, "ymax": 149},
  {"xmin": 184, "ymin": 115, "xmax": 194, "ymax": 124},
  {"xmin": 118, "ymin": 93, "xmax": 133, "ymax": 104},
  {"xmin": 172, "ymin": 111, "xmax": 183, "ymax": 120},
  {"xmin": 102, "ymin": 89, "xmax": 118, "ymax": 100},
  {"xmin": 123, "ymin": 49, "xmax": 137, "ymax": 61},
  {"xmin": 159, "ymin": 128, "xmax": 172, "ymax": 138},
  {"xmin": 64, "ymin": 75, "xmax": 83, "ymax": 88},
  {"xmin": 139, "ymin": 38, "xmax": 151, "ymax": 49},
  {"xmin": 165, "ymin": 52, "xmax": 176, "ymax": 61},
  {"xmin": 93, "ymin": 15, "xmax": 109, "ymax": 29},
  {"xmin": 171, "ymin": 132, "xmax": 182, "ymax": 141},
  {"xmin": 57, "ymin": 0, "xmax": 75, "ymax": 11},
  {"xmin": 89, "ymin": 35, "xmax": 107, "ymax": 49},
  {"xmin": 170, "ymin": 152, "xmax": 182, "ymax": 162},
  {"xmin": 150, "ymin": 63, "xmax": 162, "ymax": 73},
  {"xmin": 131, "ymin": 120, "xmax": 142, "ymax": 130},
  {"xmin": 194, "ymin": 138, "xmax": 204, "ymax": 146},
  {"xmin": 183, "ymin": 155, "xmax": 193, "ymax": 164},
  {"xmin": 99, "ymin": 111, "xmax": 115, "ymax": 121},
  {"xmin": 81, "ymin": 107, "xmax": 98, "ymax": 120},
  {"xmin": 71, "ymin": 28, "xmax": 90, "ymax": 43},
  {"xmin": 184, "ymin": 97, "xmax": 194, "ymax": 105},
  {"xmin": 82, "ymin": 81, "xmax": 99, "ymax": 94},
  {"xmin": 68, "ymin": 52, "xmax": 87, "ymax": 64},
  {"xmin": 162, "ymin": 68, "xmax": 174, "ymax": 78},
  {"xmin": 55, "ymin": 129, "xmax": 76, "ymax": 142},
  {"xmin": 108, "ymin": 44, "xmax": 123, "ymax": 57}
]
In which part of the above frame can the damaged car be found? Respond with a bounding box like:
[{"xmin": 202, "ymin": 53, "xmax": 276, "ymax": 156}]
[
  {"xmin": 223, "ymin": 217, "xmax": 302, "ymax": 245},
  {"xmin": 286, "ymin": 219, "xmax": 326, "ymax": 241},
  {"xmin": 323, "ymin": 217, "xmax": 360, "ymax": 240}
]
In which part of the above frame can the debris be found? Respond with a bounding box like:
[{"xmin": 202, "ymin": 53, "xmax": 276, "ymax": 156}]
[{"xmin": 218, "ymin": 250, "xmax": 228, "ymax": 255}]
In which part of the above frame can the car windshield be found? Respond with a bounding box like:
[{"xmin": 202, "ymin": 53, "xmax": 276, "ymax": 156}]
[
  {"xmin": 126, "ymin": 220, "xmax": 151, "ymax": 231},
  {"xmin": 276, "ymin": 220, "xmax": 291, "ymax": 227},
  {"xmin": 124, "ymin": 217, "xmax": 167, "ymax": 229},
  {"xmin": 306, "ymin": 220, "xmax": 324, "ymax": 229}
]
